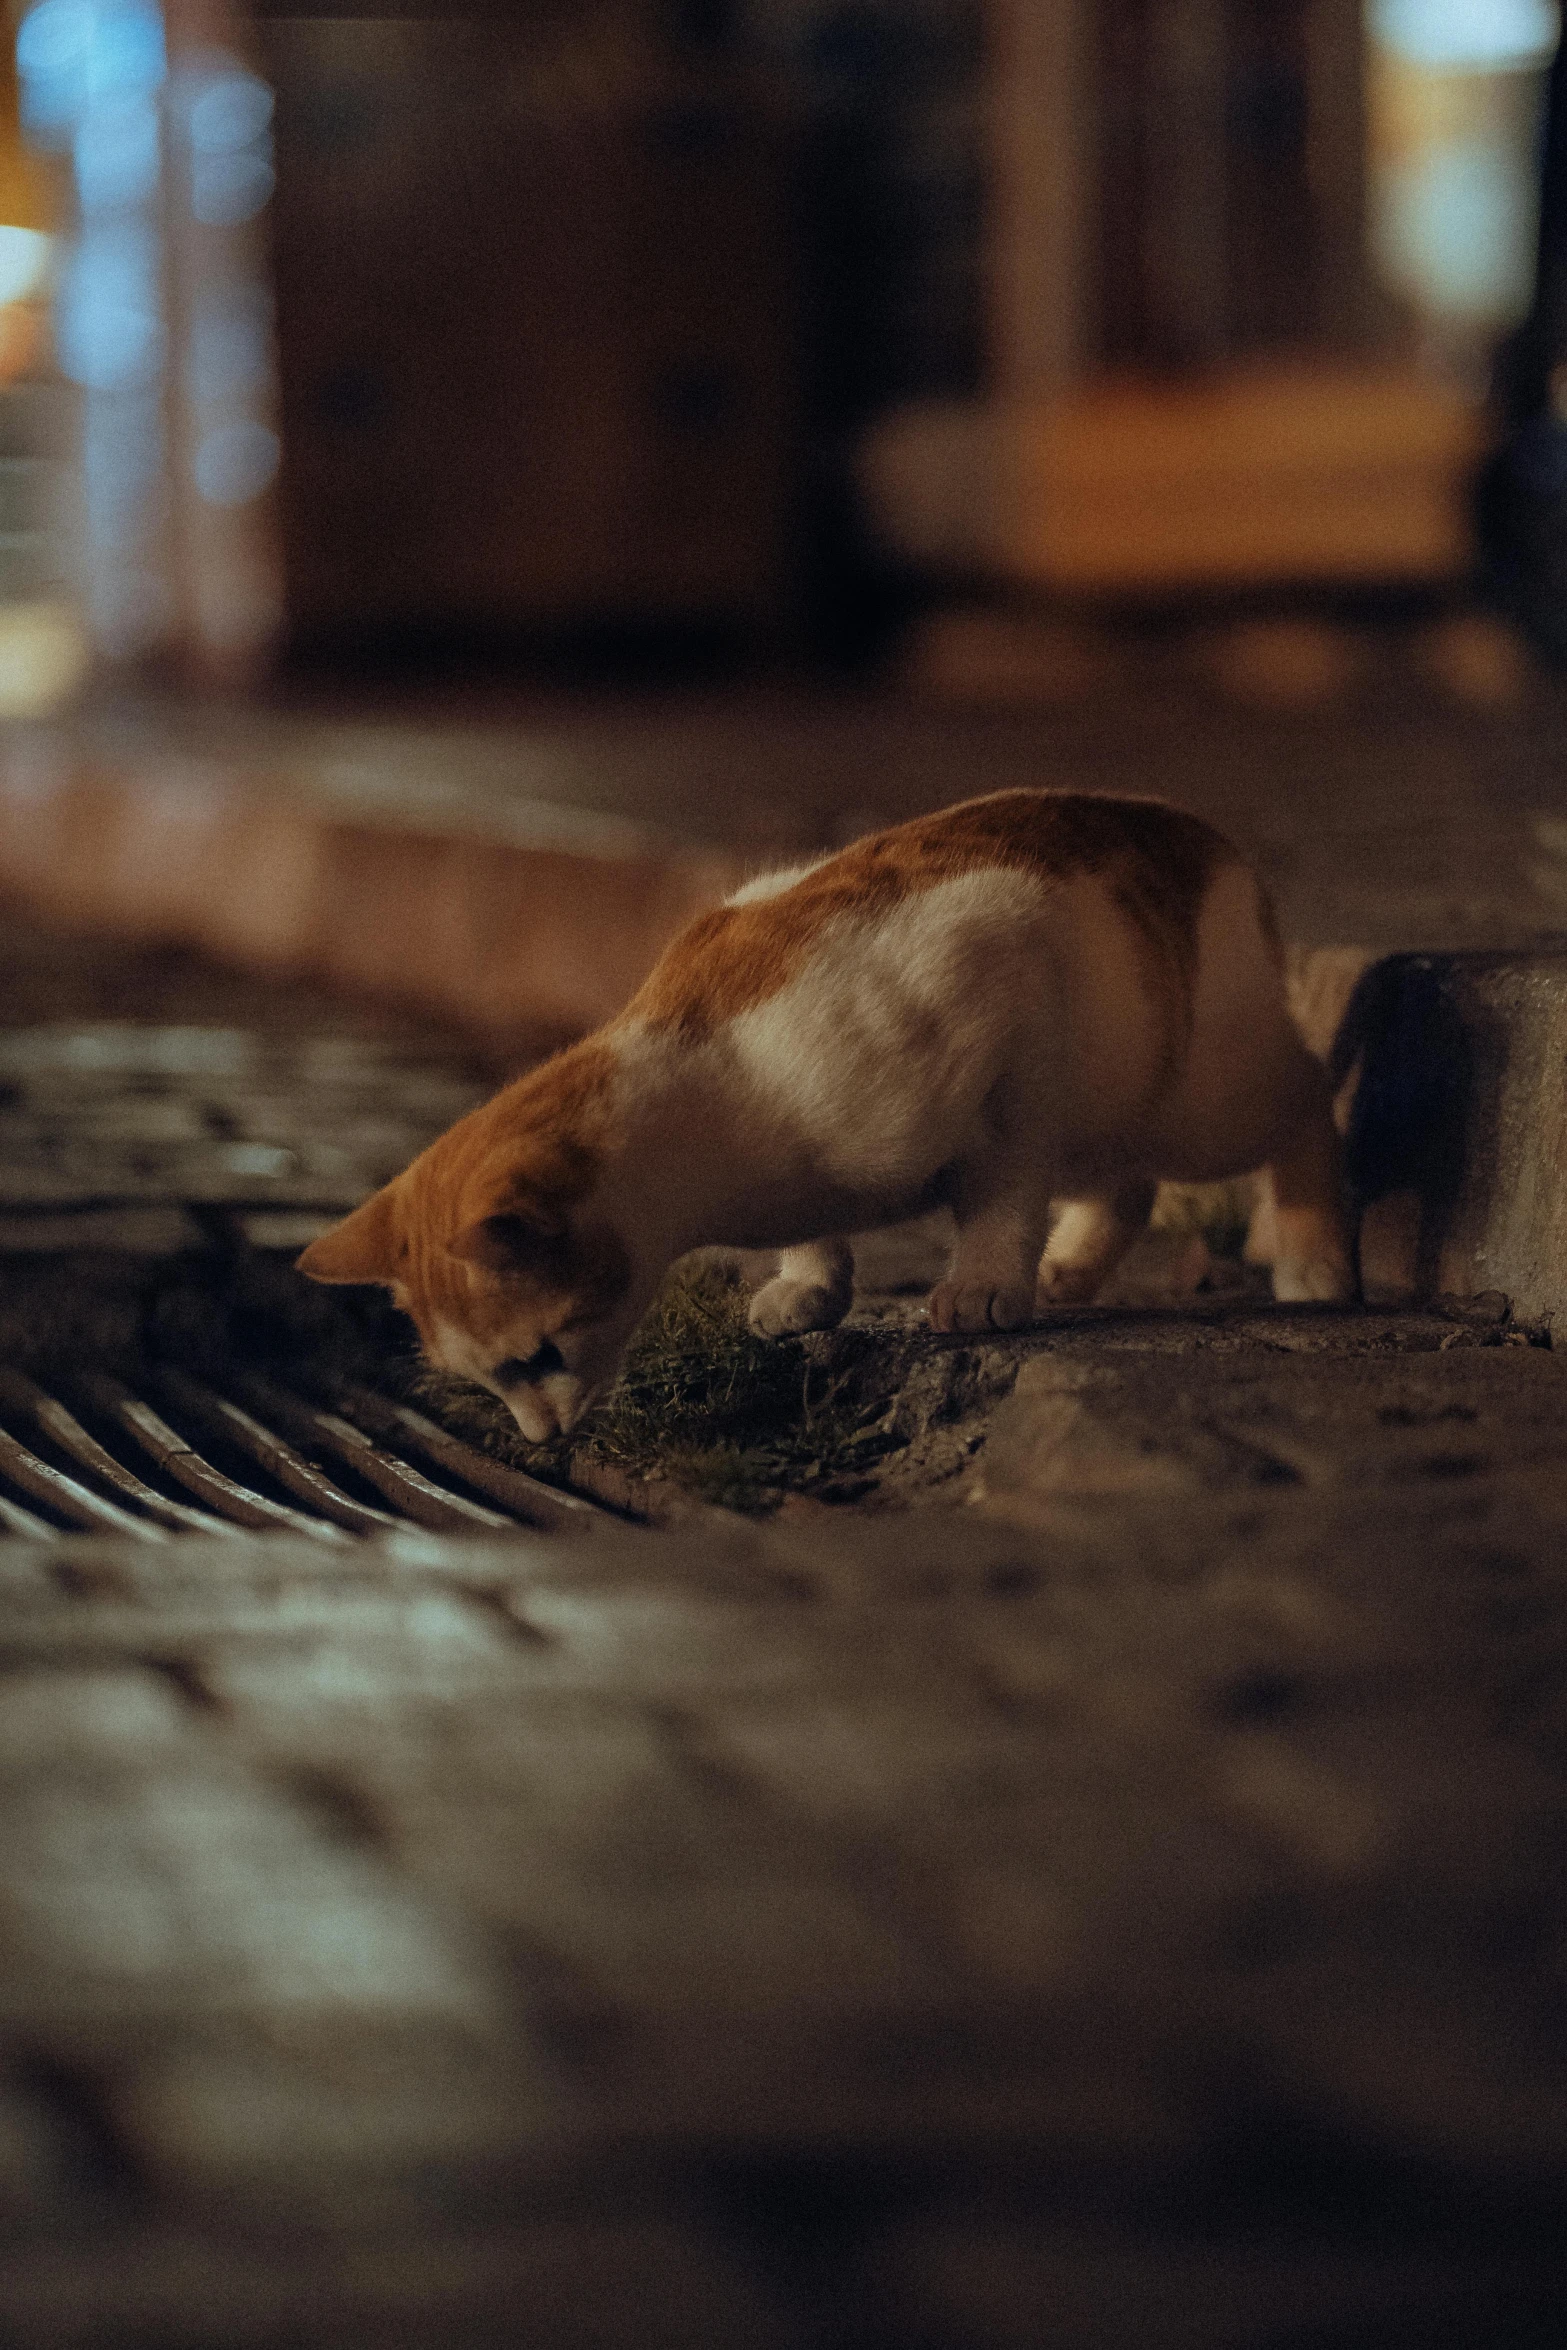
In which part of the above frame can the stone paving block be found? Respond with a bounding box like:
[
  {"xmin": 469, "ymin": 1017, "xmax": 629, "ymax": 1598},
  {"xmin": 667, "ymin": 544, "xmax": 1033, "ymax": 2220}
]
[
  {"xmin": 0, "ymin": 1548, "xmax": 551, "ymax": 1676},
  {"xmin": 1200, "ymin": 1722, "xmax": 1567, "ymax": 2175},
  {"xmin": 505, "ymin": 1583, "xmax": 965, "ymax": 1701},
  {"xmin": 0, "ymin": 2074, "xmax": 117, "ymax": 2223},
  {"xmin": 0, "ymin": 2218, "xmax": 808, "ymax": 2350},
  {"xmin": 743, "ymin": 1499, "xmax": 1104, "ymax": 1608},
  {"xmin": 0, "ymin": 1207, "xmax": 209, "ymax": 1253},
  {"xmin": 0, "ymin": 1543, "xmax": 53, "ymax": 1595},
  {"xmin": 477, "ymin": 1516, "xmax": 816, "ymax": 1607},
  {"xmin": 514, "ymin": 1873, "xmax": 941, "ymax": 2023},
  {"xmin": 0, "ymin": 1782, "xmax": 494, "ymax": 2031},
  {"xmin": 109, "ymin": 2030, "xmax": 570, "ymax": 2214},
  {"xmin": 0, "ymin": 1680, "xmax": 505, "ymax": 2034},
  {"xmin": 973, "ymin": 1324, "xmax": 1567, "ymax": 1522},
  {"xmin": 183, "ymin": 785, "xmax": 332, "ymax": 973},
  {"xmin": 842, "ymin": 2220, "xmax": 1562, "ymax": 2350},
  {"xmin": 225, "ymin": 1688, "xmax": 704, "ymax": 1829},
  {"xmin": 0, "ymin": 1021, "xmax": 486, "ymax": 1212},
  {"xmin": 936, "ymin": 1859, "xmax": 1114, "ymax": 2001},
  {"xmin": 0, "ymin": 1665, "xmax": 192, "ymax": 1765},
  {"xmin": 705, "ymin": 1693, "xmax": 1068, "ymax": 1840},
  {"xmin": 183, "ymin": 1578, "xmax": 941, "ymax": 1712},
  {"xmin": 962, "ymin": 1554, "xmax": 1405, "ymax": 1717},
  {"xmin": 205, "ymin": 1684, "xmax": 829, "ymax": 1912}
]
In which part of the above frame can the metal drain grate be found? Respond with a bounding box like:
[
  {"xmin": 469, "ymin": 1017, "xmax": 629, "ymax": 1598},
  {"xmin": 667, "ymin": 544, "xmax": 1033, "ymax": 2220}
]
[{"xmin": 0, "ymin": 1365, "xmax": 599, "ymax": 1542}]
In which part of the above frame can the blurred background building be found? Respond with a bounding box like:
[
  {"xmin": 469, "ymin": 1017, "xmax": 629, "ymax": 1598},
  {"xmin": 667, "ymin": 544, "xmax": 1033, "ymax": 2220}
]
[{"xmin": 0, "ymin": 0, "xmax": 1560, "ymax": 693}]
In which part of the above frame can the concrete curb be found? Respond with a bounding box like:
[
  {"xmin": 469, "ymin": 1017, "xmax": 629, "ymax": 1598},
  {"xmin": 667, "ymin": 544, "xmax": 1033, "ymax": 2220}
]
[
  {"xmin": 1334, "ymin": 954, "xmax": 1567, "ymax": 1334},
  {"xmin": 1283, "ymin": 946, "xmax": 1566, "ymax": 1331},
  {"xmin": 0, "ymin": 731, "xmax": 749, "ymax": 1042}
]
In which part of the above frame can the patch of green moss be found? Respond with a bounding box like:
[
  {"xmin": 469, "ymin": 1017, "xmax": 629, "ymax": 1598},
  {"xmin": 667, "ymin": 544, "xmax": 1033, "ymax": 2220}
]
[{"xmin": 409, "ymin": 1264, "xmax": 900, "ymax": 1514}]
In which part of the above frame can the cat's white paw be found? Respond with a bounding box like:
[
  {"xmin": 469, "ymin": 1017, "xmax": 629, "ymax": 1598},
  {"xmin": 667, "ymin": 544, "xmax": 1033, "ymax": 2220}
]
[
  {"xmin": 1037, "ymin": 1259, "xmax": 1105, "ymax": 1306},
  {"xmin": 928, "ymin": 1280, "xmax": 1036, "ymax": 1334},
  {"xmin": 748, "ymin": 1278, "xmax": 851, "ymax": 1337},
  {"xmin": 1271, "ymin": 1255, "xmax": 1356, "ymax": 1304}
]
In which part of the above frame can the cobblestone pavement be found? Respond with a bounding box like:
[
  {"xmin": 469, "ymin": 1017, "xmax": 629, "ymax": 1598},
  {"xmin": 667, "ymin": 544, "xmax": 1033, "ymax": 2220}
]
[
  {"xmin": 0, "ymin": 914, "xmax": 493, "ymax": 1255},
  {"xmin": 1, "ymin": 915, "xmax": 1567, "ymax": 2347}
]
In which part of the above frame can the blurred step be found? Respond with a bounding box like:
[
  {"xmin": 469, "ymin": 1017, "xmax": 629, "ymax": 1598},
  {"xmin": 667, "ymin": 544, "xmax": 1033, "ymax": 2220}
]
[{"xmin": 861, "ymin": 366, "xmax": 1489, "ymax": 592}]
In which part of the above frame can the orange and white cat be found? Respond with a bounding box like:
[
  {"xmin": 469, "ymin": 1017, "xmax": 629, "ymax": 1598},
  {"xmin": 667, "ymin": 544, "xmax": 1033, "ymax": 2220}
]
[{"xmin": 299, "ymin": 791, "xmax": 1354, "ymax": 1441}]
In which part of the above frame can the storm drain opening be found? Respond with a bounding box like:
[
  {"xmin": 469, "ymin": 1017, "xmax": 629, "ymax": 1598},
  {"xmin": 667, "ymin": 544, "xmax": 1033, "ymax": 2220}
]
[{"xmin": 0, "ymin": 1361, "xmax": 603, "ymax": 1542}]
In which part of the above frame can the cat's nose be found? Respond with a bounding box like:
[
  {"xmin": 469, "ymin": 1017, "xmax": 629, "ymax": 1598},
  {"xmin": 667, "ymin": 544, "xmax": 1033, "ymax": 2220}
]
[{"xmin": 507, "ymin": 1391, "xmax": 559, "ymax": 1444}]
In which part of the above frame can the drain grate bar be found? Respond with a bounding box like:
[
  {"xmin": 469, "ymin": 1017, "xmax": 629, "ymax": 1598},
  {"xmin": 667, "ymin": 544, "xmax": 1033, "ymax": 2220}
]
[
  {"xmin": 0, "ymin": 1410, "xmax": 169, "ymax": 1540},
  {"xmin": 337, "ymin": 1387, "xmax": 597, "ymax": 1532},
  {"xmin": 76, "ymin": 1374, "xmax": 350, "ymax": 1544},
  {"xmin": 153, "ymin": 1368, "xmax": 399, "ymax": 1537},
  {"xmin": 231, "ymin": 1373, "xmax": 513, "ymax": 1534},
  {"xmin": 0, "ymin": 1369, "xmax": 241, "ymax": 1539},
  {"xmin": 0, "ymin": 1489, "xmax": 61, "ymax": 1540},
  {"xmin": 0, "ymin": 1359, "xmax": 608, "ymax": 1542}
]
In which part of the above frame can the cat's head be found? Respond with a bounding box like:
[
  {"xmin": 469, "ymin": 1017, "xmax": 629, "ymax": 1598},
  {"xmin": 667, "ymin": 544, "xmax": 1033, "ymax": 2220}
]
[
  {"xmin": 296, "ymin": 1054, "xmax": 649, "ymax": 1441},
  {"xmin": 297, "ymin": 1173, "xmax": 645, "ymax": 1440}
]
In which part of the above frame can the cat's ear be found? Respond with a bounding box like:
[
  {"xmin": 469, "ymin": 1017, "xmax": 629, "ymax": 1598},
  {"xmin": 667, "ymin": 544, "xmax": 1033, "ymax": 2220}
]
[
  {"xmin": 448, "ymin": 1202, "xmax": 565, "ymax": 1276},
  {"xmin": 296, "ymin": 1188, "xmax": 401, "ymax": 1286}
]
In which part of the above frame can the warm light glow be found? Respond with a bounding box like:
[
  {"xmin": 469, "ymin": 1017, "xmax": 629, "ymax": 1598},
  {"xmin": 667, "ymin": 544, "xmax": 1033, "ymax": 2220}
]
[
  {"xmin": 1372, "ymin": 0, "xmax": 1559, "ymax": 69},
  {"xmin": 73, "ymin": 87, "xmax": 160, "ymax": 212},
  {"xmin": 0, "ymin": 598, "xmax": 91, "ymax": 716},
  {"xmin": 192, "ymin": 416, "xmax": 278, "ymax": 505},
  {"xmin": 0, "ymin": 225, "xmax": 51, "ymax": 304},
  {"xmin": 56, "ymin": 220, "xmax": 164, "ymax": 388},
  {"xmin": 0, "ymin": 299, "xmax": 46, "ymax": 380},
  {"xmin": 1377, "ymin": 124, "xmax": 1542, "ymax": 325},
  {"xmin": 188, "ymin": 67, "xmax": 271, "ymax": 153},
  {"xmin": 184, "ymin": 61, "xmax": 274, "ymax": 227},
  {"xmin": 16, "ymin": 0, "xmax": 166, "ymax": 139},
  {"xmin": 16, "ymin": 0, "xmax": 175, "ymax": 659}
]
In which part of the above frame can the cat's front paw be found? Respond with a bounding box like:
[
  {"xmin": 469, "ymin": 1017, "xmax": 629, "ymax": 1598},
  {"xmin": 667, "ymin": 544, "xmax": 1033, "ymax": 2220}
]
[
  {"xmin": 928, "ymin": 1279, "xmax": 1036, "ymax": 1334},
  {"xmin": 1271, "ymin": 1254, "xmax": 1356, "ymax": 1304},
  {"xmin": 748, "ymin": 1277, "xmax": 851, "ymax": 1337}
]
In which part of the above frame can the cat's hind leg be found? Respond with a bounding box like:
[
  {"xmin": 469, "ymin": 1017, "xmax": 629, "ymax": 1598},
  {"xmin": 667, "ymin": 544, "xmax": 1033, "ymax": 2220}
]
[
  {"xmin": 748, "ymin": 1237, "xmax": 855, "ymax": 1335},
  {"xmin": 929, "ymin": 1158, "xmax": 1053, "ymax": 1333},
  {"xmin": 1258, "ymin": 1066, "xmax": 1356, "ymax": 1304},
  {"xmin": 1037, "ymin": 1178, "xmax": 1156, "ymax": 1305}
]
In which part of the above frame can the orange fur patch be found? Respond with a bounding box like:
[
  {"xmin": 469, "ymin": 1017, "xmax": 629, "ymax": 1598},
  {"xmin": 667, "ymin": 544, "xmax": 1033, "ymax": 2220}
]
[
  {"xmin": 626, "ymin": 791, "xmax": 1234, "ymax": 1042},
  {"xmin": 300, "ymin": 1039, "xmax": 624, "ymax": 1353},
  {"xmin": 296, "ymin": 1184, "xmax": 401, "ymax": 1285}
]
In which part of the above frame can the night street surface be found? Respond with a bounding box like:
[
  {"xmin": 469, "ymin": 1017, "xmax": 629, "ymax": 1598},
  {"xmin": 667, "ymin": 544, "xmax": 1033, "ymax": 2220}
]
[{"xmin": 0, "ymin": 885, "xmax": 1564, "ymax": 2349}]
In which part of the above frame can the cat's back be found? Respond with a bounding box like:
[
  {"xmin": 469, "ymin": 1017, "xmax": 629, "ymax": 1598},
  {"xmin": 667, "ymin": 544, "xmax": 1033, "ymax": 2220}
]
[{"xmin": 626, "ymin": 790, "xmax": 1240, "ymax": 1045}]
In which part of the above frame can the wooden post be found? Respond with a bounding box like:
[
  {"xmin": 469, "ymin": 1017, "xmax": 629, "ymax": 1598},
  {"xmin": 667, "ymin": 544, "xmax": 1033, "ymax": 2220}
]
[
  {"xmin": 1304, "ymin": 0, "xmax": 1373, "ymax": 350},
  {"xmin": 987, "ymin": 0, "xmax": 1095, "ymax": 397},
  {"xmin": 1142, "ymin": 0, "xmax": 1229, "ymax": 363}
]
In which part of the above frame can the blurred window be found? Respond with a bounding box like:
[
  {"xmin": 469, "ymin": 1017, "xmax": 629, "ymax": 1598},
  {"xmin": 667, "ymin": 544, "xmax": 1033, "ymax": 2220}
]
[
  {"xmin": 1370, "ymin": 0, "xmax": 1562, "ymax": 366},
  {"xmin": 14, "ymin": 1, "xmax": 282, "ymax": 670},
  {"xmin": 1372, "ymin": 1, "xmax": 1557, "ymax": 67}
]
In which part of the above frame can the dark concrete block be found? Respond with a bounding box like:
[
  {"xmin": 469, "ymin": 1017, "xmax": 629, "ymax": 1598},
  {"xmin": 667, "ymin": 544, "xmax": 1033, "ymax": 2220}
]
[{"xmin": 1332, "ymin": 954, "xmax": 1567, "ymax": 1328}]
